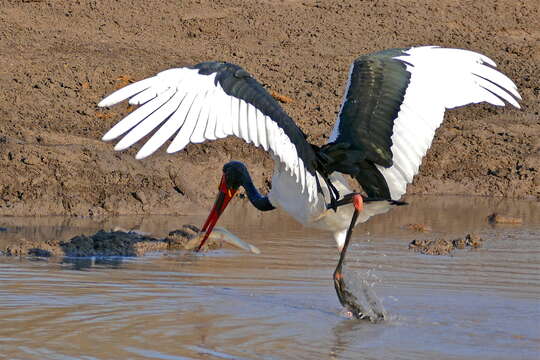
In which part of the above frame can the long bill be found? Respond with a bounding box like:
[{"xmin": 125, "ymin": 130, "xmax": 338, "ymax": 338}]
[{"xmin": 196, "ymin": 175, "xmax": 237, "ymax": 252}]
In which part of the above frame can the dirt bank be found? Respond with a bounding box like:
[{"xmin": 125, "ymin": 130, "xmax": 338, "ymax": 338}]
[{"xmin": 1, "ymin": 0, "xmax": 538, "ymax": 216}]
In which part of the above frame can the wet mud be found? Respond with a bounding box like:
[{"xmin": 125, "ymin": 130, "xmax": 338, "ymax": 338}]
[
  {"xmin": 409, "ymin": 233, "xmax": 484, "ymax": 256},
  {"xmin": 0, "ymin": 0, "xmax": 539, "ymax": 217},
  {"xmin": 403, "ymin": 223, "xmax": 432, "ymax": 233}
]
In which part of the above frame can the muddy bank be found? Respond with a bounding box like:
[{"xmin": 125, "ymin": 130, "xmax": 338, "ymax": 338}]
[
  {"xmin": 1, "ymin": 0, "xmax": 539, "ymax": 216},
  {"xmin": 0, "ymin": 225, "xmax": 244, "ymax": 257},
  {"xmin": 409, "ymin": 233, "xmax": 483, "ymax": 256}
]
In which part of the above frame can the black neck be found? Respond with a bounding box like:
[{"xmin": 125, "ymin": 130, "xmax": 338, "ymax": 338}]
[{"xmin": 242, "ymin": 173, "xmax": 275, "ymax": 212}]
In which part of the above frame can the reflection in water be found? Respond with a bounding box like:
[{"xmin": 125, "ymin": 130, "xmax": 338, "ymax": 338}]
[
  {"xmin": 330, "ymin": 320, "xmax": 381, "ymax": 359},
  {"xmin": 0, "ymin": 196, "xmax": 539, "ymax": 359},
  {"xmin": 0, "ymin": 195, "xmax": 538, "ymax": 245},
  {"xmin": 61, "ymin": 256, "xmax": 125, "ymax": 270}
]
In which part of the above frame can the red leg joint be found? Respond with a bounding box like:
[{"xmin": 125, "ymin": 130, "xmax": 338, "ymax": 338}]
[{"xmin": 353, "ymin": 194, "xmax": 363, "ymax": 212}]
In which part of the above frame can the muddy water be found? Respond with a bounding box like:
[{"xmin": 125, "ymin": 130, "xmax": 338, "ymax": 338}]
[{"xmin": 0, "ymin": 196, "xmax": 539, "ymax": 359}]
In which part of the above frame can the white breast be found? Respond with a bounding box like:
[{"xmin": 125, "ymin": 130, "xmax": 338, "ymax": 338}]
[
  {"xmin": 268, "ymin": 160, "xmax": 354, "ymax": 230},
  {"xmin": 268, "ymin": 161, "xmax": 397, "ymax": 249},
  {"xmin": 268, "ymin": 160, "xmax": 325, "ymax": 226}
]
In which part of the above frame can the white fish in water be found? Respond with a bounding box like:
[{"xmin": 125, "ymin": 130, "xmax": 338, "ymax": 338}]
[{"xmin": 184, "ymin": 226, "xmax": 260, "ymax": 254}]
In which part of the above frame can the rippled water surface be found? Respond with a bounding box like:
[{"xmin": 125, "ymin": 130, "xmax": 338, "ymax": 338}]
[{"xmin": 0, "ymin": 196, "xmax": 539, "ymax": 359}]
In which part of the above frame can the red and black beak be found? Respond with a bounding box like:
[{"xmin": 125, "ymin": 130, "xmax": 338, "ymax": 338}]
[{"xmin": 196, "ymin": 174, "xmax": 238, "ymax": 252}]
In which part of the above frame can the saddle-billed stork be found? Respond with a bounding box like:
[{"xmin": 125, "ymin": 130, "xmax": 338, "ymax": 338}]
[{"xmin": 99, "ymin": 46, "xmax": 521, "ymax": 312}]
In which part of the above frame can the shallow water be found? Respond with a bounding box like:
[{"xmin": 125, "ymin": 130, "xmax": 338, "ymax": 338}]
[{"xmin": 0, "ymin": 196, "xmax": 539, "ymax": 359}]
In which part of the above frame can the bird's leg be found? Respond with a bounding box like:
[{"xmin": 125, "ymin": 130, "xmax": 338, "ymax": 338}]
[
  {"xmin": 334, "ymin": 194, "xmax": 362, "ymax": 280},
  {"xmin": 333, "ymin": 194, "xmax": 364, "ymax": 318},
  {"xmin": 323, "ymin": 178, "xmax": 341, "ymax": 211},
  {"xmin": 327, "ymin": 192, "xmax": 361, "ymax": 210}
]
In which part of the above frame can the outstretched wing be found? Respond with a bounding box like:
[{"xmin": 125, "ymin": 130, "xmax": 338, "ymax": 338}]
[
  {"xmin": 329, "ymin": 46, "xmax": 521, "ymax": 200},
  {"xmin": 99, "ymin": 62, "xmax": 319, "ymax": 200}
]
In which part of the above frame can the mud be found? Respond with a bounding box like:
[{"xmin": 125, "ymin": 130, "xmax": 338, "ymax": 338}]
[
  {"xmin": 403, "ymin": 223, "xmax": 432, "ymax": 232},
  {"xmin": 0, "ymin": 224, "xmax": 225, "ymax": 257},
  {"xmin": 1, "ymin": 0, "xmax": 539, "ymax": 216},
  {"xmin": 487, "ymin": 213, "xmax": 524, "ymax": 224},
  {"xmin": 409, "ymin": 233, "xmax": 484, "ymax": 256}
]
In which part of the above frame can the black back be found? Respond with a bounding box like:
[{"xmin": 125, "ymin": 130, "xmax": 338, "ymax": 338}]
[{"xmin": 327, "ymin": 48, "xmax": 412, "ymax": 198}]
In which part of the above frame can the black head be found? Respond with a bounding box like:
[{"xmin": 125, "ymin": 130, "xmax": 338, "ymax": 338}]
[
  {"xmin": 222, "ymin": 161, "xmax": 249, "ymax": 190},
  {"xmin": 195, "ymin": 161, "xmax": 247, "ymax": 251}
]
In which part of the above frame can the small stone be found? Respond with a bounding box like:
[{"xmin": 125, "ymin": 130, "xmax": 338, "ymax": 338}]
[
  {"xmin": 452, "ymin": 237, "xmax": 467, "ymax": 249},
  {"xmin": 404, "ymin": 223, "xmax": 432, "ymax": 232},
  {"xmin": 132, "ymin": 191, "xmax": 147, "ymax": 204},
  {"xmin": 409, "ymin": 239, "xmax": 454, "ymax": 255},
  {"xmin": 465, "ymin": 233, "xmax": 483, "ymax": 248},
  {"xmin": 21, "ymin": 154, "xmax": 40, "ymax": 165},
  {"xmin": 408, "ymin": 239, "xmax": 429, "ymax": 249}
]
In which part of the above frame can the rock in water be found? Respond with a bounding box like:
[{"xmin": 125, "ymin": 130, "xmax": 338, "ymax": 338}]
[{"xmin": 487, "ymin": 213, "xmax": 523, "ymax": 224}]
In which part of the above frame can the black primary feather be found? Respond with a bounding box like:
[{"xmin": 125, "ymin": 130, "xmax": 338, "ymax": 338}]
[{"xmin": 327, "ymin": 48, "xmax": 412, "ymax": 198}]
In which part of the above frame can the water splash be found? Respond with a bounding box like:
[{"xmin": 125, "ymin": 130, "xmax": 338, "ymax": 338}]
[{"xmin": 339, "ymin": 266, "xmax": 387, "ymax": 321}]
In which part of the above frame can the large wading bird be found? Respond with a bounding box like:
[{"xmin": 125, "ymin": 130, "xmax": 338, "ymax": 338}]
[{"xmin": 99, "ymin": 46, "xmax": 521, "ymax": 306}]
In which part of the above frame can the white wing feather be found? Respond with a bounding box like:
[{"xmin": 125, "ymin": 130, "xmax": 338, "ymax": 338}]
[
  {"xmin": 374, "ymin": 46, "xmax": 521, "ymax": 199},
  {"xmin": 99, "ymin": 67, "xmax": 317, "ymax": 201}
]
